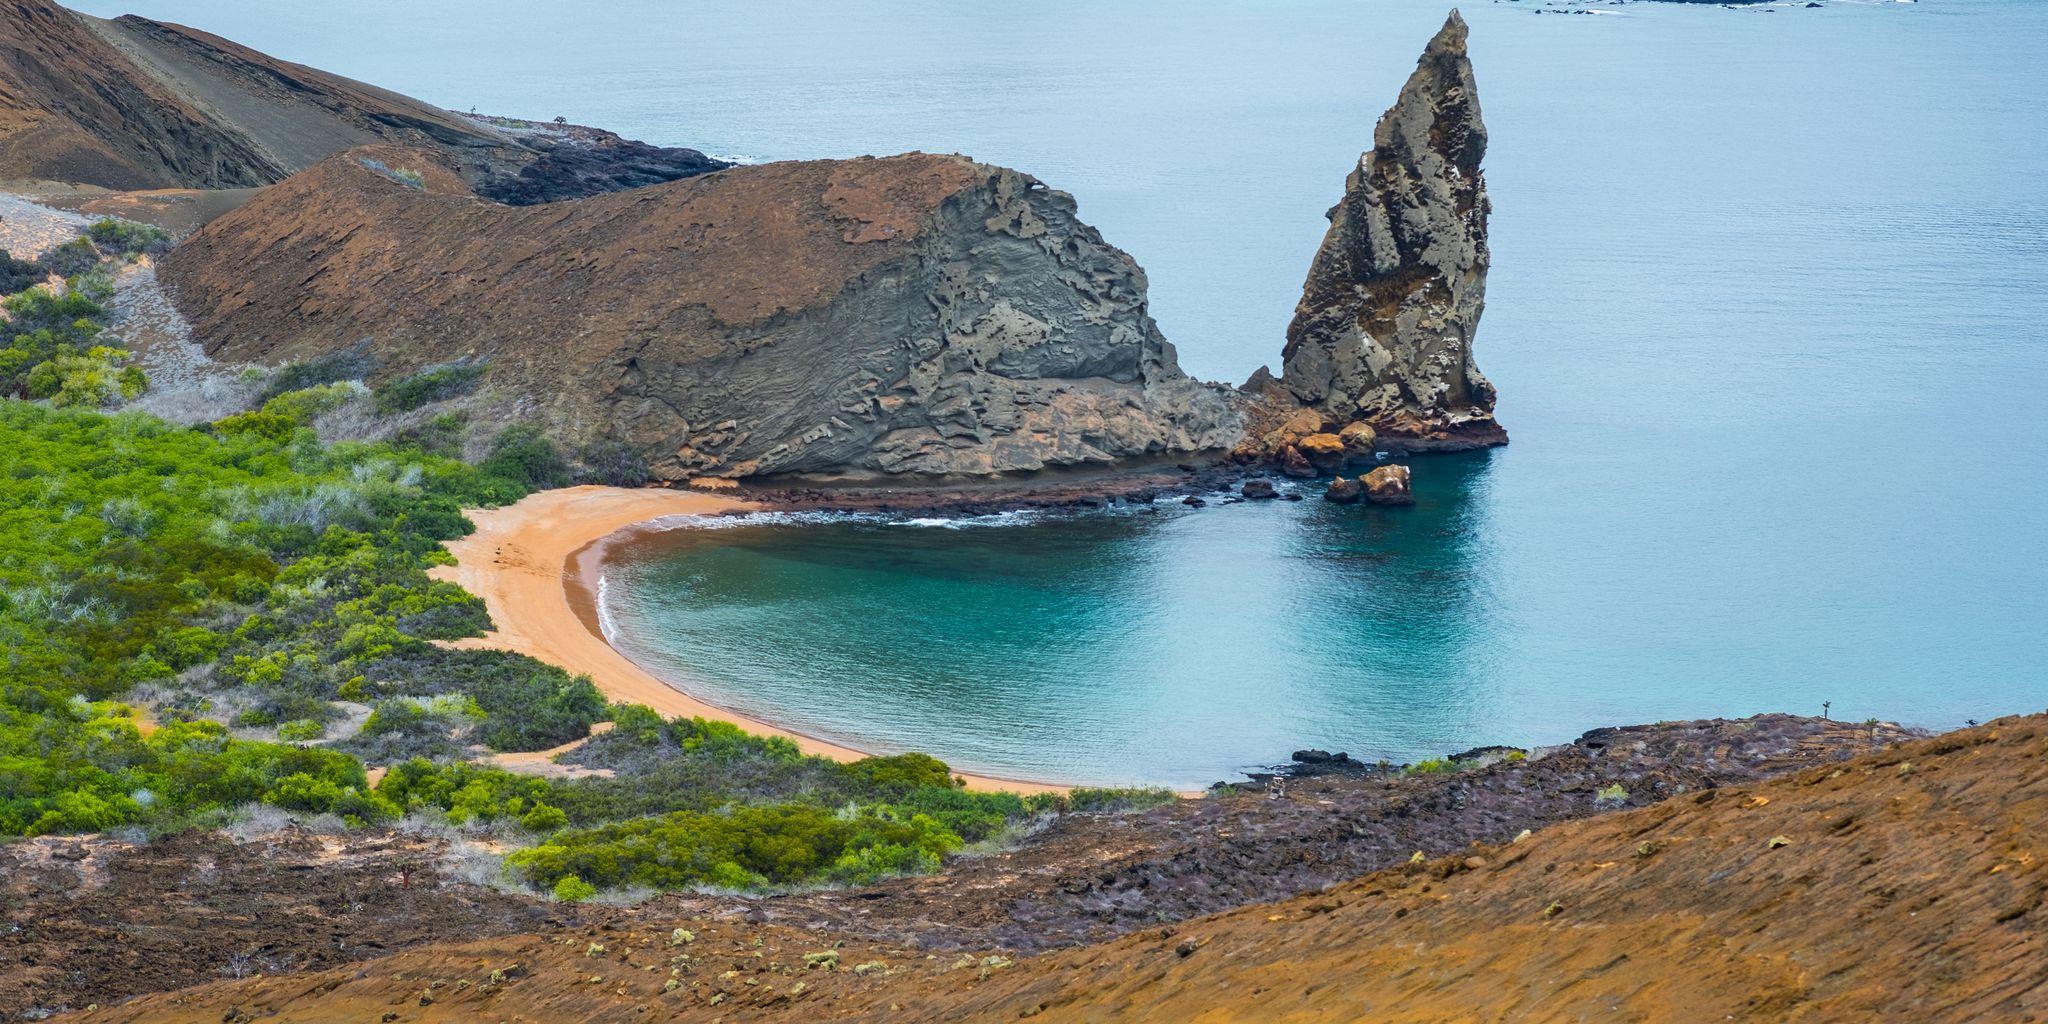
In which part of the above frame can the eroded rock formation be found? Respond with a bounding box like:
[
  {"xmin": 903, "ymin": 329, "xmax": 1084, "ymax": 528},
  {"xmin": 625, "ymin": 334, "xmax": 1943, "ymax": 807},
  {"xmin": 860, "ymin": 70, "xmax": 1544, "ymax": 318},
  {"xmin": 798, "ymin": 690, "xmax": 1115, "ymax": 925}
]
[
  {"xmin": 1278, "ymin": 10, "xmax": 1505, "ymax": 450},
  {"xmin": 161, "ymin": 146, "xmax": 1240, "ymax": 480}
]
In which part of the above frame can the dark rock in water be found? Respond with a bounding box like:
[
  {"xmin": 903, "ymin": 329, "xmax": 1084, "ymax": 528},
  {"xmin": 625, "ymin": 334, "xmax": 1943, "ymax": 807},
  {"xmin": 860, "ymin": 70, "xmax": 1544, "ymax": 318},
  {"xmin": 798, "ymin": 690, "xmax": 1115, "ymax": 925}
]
[
  {"xmin": 1182, "ymin": 496, "xmax": 1207, "ymax": 507},
  {"xmin": 1283, "ymin": 492, "xmax": 1304, "ymax": 502},
  {"xmin": 1278, "ymin": 445, "xmax": 1316, "ymax": 478},
  {"xmin": 1278, "ymin": 11, "xmax": 1506, "ymax": 452},
  {"xmin": 471, "ymin": 120, "xmax": 729, "ymax": 205},
  {"xmin": 1292, "ymin": 749, "xmax": 1351, "ymax": 765},
  {"xmin": 1362, "ymin": 464, "xmax": 1414, "ymax": 505},
  {"xmin": 1325, "ymin": 476, "xmax": 1363, "ymax": 503},
  {"xmin": 1241, "ymin": 479, "xmax": 1278, "ymax": 499}
]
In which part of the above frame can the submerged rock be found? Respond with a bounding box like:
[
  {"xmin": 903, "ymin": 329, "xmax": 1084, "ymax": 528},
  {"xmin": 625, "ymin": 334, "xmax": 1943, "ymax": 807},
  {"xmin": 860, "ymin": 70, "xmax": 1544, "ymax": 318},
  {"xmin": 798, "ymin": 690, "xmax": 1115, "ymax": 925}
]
[
  {"xmin": 1362, "ymin": 464, "xmax": 1414, "ymax": 505},
  {"xmin": 1278, "ymin": 10, "xmax": 1505, "ymax": 452}
]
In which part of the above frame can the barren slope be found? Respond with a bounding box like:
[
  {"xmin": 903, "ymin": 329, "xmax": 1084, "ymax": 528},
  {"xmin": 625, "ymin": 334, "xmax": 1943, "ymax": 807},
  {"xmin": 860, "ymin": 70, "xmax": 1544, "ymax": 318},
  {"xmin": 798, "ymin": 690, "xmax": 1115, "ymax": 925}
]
[
  {"xmin": 0, "ymin": 0, "xmax": 722, "ymax": 199},
  {"xmin": 66, "ymin": 715, "xmax": 2047, "ymax": 1023}
]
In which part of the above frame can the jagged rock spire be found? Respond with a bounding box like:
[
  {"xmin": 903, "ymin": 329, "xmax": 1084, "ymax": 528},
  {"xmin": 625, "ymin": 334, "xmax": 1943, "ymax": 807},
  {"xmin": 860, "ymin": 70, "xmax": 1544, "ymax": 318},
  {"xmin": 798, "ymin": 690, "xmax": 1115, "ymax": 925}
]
[{"xmin": 1279, "ymin": 10, "xmax": 1505, "ymax": 449}]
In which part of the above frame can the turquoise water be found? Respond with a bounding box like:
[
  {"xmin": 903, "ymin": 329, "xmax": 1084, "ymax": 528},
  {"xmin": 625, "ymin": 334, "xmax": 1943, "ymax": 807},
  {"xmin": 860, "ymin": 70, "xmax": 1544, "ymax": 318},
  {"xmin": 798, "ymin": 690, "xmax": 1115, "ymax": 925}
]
[{"xmin": 83, "ymin": 0, "xmax": 2048, "ymax": 787}]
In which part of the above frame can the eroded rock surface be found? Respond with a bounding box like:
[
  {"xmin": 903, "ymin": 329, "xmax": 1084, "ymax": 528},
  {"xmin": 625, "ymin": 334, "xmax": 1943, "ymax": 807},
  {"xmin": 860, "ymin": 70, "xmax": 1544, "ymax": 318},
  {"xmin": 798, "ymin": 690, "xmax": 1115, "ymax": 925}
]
[
  {"xmin": 1279, "ymin": 10, "xmax": 1505, "ymax": 450},
  {"xmin": 161, "ymin": 147, "xmax": 1240, "ymax": 480}
]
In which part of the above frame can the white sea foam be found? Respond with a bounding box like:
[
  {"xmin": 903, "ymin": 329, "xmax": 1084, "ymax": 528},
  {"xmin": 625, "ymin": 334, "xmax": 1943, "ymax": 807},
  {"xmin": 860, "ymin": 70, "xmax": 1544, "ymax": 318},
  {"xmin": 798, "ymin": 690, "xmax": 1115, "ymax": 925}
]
[
  {"xmin": 593, "ymin": 571, "xmax": 621, "ymax": 644},
  {"xmin": 894, "ymin": 509, "xmax": 1046, "ymax": 529}
]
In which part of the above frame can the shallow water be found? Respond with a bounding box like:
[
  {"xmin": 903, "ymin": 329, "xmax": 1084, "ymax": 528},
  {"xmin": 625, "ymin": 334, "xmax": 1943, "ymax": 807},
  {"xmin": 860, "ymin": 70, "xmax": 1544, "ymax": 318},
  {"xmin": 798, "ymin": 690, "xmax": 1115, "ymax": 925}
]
[{"xmin": 82, "ymin": 0, "xmax": 2048, "ymax": 787}]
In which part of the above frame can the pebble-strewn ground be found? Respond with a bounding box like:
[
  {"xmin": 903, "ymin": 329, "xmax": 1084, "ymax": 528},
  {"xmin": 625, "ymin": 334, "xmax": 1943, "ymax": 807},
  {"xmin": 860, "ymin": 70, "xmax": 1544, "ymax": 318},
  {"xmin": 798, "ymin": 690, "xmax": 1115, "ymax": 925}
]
[{"xmin": 0, "ymin": 191, "xmax": 87, "ymax": 259}]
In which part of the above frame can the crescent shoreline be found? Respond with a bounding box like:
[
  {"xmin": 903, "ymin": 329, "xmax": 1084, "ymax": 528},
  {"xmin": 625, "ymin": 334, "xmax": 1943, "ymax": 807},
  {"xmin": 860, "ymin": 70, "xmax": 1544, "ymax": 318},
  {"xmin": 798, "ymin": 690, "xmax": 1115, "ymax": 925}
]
[{"xmin": 426, "ymin": 484, "xmax": 1073, "ymax": 796}]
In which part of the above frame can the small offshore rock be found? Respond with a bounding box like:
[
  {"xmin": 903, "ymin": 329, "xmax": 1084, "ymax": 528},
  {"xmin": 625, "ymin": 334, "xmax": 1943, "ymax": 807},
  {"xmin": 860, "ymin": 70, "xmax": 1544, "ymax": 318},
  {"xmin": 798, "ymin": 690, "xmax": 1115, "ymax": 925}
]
[
  {"xmin": 1361, "ymin": 465, "xmax": 1414, "ymax": 505},
  {"xmin": 1325, "ymin": 476, "xmax": 1362, "ymax": 503},
  {"xmin": 1182, "ymin": 495, "xmax": 1207, "ymax": 507},
  {"xmin": 1292, "ymin": 749, "xmax": 1351, "ymax": 765},
  {"xmin": 1241, "ymin": 479, "xmax": 1278, "ymax": 500}
]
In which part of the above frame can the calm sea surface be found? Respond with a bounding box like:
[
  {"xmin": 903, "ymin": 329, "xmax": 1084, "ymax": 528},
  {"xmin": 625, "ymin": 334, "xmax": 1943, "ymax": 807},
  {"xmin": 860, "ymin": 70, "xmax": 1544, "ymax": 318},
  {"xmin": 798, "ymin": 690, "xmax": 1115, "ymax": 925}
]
[{"xmin": 81, "ymin": 0, "xmax": 2048, "ymax": 788}]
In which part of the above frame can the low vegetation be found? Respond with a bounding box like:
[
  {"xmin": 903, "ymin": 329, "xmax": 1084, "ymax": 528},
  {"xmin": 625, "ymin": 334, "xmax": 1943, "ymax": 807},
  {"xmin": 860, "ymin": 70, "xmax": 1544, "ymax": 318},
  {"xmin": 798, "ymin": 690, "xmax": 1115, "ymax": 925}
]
[
  {"xmin": 376, "ymin": 714, "xmax": 1174, "ymax": 894},
  {"xmin": 84, "ymin": 217, "xmax": 172, "ymax": 256},
  {"xmin": 373, "ymin": 361, "xmax": 486, "ymax": 413},
  {"xmin": 0, "ymin": 286, "xmax": 1170, "ymax": 892}
]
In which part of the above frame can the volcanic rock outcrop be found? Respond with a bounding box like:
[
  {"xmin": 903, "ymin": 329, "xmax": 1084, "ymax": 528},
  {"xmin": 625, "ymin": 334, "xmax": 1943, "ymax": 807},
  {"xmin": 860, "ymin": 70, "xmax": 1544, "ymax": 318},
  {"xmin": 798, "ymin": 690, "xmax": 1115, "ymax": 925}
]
[
  {"xmin": 0, "ymin": 0, "xmax": 721, "ymax": 200},
  {"xmin": 1276, "ymin": 10, "xmax": 1505, "ymax": 450},
  {"xmin": 161, "ymin": 146, "xmax": 1240, "ymax": 479}
]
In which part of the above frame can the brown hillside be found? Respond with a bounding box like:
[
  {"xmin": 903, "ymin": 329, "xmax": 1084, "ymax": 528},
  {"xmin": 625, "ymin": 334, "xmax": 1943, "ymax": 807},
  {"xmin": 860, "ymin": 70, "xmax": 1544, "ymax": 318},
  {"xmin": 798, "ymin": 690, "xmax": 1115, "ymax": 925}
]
[
  {"xmin": 0, "ymin": 0, "xmax": 722, "ymax": 200},
  {"xmin": 160, "ymin": 144, "xmax": 1240, "ymax": 479},
  {"xmin": 67, "ymin": 715, "xmax": 2048, "ymax": 1023}
]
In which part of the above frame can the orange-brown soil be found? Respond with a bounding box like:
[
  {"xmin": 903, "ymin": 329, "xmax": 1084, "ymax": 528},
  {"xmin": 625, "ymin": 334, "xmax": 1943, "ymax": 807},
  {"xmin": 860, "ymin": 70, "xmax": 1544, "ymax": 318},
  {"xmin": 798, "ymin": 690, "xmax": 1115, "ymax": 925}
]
[{"xmin": 37, "ymin": 713, "xmax": 2041, "ymax": 1023}]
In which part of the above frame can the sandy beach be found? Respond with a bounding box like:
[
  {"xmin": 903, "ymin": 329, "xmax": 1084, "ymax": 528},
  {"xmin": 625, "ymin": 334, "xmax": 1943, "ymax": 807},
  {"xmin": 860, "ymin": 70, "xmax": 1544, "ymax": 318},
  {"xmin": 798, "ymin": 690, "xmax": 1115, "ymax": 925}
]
[{"xmin": 429, "ymin": 485, "xmax": 1068, "ymax": 795}]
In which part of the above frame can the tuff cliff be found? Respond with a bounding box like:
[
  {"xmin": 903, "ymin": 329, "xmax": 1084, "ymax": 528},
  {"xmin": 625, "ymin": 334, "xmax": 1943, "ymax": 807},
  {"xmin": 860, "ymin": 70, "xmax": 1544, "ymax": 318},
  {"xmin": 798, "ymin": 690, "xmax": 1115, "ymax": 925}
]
[
  {"xmin": 159, "ymin": 146, "xmax": 1241, "ymax": 480},
  {"xmin": 0, "ymin": 0, "xmax": 721, "ymax": 200},
  {"xmin": 1276, "ymin": 10, "xmax": 1505, "ymax": 450}
]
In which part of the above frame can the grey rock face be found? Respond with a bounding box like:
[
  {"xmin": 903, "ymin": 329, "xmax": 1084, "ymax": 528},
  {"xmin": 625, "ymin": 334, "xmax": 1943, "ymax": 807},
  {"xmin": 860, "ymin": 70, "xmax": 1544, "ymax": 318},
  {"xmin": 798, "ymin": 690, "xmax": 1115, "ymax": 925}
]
[
  {"xmin": 165, "ymin": 149, "xmax": 1241, "ymax": 482},
  {"xmin": 1279, "ymin": 10, "xmax": 1505, "ymax": 450},
  {"xmin": 621, "ymin": 166, "xmax": 1243, "ymax": 480}
]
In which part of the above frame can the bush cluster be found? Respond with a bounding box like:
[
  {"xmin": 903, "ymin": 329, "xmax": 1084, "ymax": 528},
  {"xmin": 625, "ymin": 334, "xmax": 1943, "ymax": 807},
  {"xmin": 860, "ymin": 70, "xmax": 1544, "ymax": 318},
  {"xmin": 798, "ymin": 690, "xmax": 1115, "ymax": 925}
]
[
  {"xmin": 504, "ymin": 803, "xmax": 961, "ymax": 892},
  {"xmin": 84, "ymin": 218, "xmax": 172, "ymax": 257},
  {"xmin": 0, "ymin": 395, "xmax": 1176, "ymax": 896},
  {"xmin": 0, "ymin": 401, "xmax": 540, "ymax": 836},
  {"xmin": 373, "ymin": 362, "xmax": 487, "ymax": 413}
]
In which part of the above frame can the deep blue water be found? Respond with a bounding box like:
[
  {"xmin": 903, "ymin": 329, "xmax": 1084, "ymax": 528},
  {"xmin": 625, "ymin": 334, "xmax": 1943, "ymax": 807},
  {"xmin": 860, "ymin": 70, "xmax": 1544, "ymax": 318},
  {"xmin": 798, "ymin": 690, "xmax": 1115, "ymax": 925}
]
[{"xmin": 83, "ymin": 0, "xmax": 2048, "ymax": 788}]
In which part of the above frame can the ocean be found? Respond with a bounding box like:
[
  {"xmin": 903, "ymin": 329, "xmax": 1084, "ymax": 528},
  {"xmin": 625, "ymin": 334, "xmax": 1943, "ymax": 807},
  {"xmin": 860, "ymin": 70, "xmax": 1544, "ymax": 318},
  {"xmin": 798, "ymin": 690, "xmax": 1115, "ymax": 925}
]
[{"xmin": 78, "ymin": 0, "xmax": 2048, "ymax": 788}]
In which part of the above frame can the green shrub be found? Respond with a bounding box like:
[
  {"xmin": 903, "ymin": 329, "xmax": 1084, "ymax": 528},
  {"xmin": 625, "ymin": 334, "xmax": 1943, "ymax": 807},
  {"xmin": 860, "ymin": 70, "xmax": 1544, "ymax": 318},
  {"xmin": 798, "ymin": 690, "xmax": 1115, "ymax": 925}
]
[
  {"xmin": 36, "ymin": 238, "xmax": 99, "ymax": 278},
  {"xmin": 277, "ymin": 719, "xmax": 325, "ymax": 742},
  {"xmin": 1061, "ymin": 787, "xmax": 1179, "ymax": 814},
  {"xmin": 0, "ymin": 249, "xmax": 40, "ymax": 294},
  {"xmin": 520, "ymin": 802, "xmax": 569, "ymax": 832},
  {"xmin": 29, "ymin": 345, "xmax": 144, "ymax": 407},
  {"xmin": 391, "ymin": 411, "xmax": 468, "ymax": 457},
  {"xmin": 257, "ymin": 349, "xmax": 376, "ymax": 403},
  {"xmin": 374, "ymin": 362, "xmax": 487, "ymax": 413},
  {"xmin": 609, "ymin": 703, "xmax": 666, "ymax": 745},
  {"xmin": 84, "ymin": 218, "xmax": 172, "ymax": 257},
  {"xmin": 481, "ymin": 424, "xmax": 571, "ymax": 490},
  {"xmin": 503, "ymin": 803, "xmax": 964, "ymax": 893},
  {"xmin": 844, "ymin": 752, "xmax": 957, "ymax": 793},
  {"xmin": 572, "ymin": 438, "xmax": 648, "ymax": 487},
  {"xmin": 552, "ymin": 875, "xmax": 597, "ymax": 902}
]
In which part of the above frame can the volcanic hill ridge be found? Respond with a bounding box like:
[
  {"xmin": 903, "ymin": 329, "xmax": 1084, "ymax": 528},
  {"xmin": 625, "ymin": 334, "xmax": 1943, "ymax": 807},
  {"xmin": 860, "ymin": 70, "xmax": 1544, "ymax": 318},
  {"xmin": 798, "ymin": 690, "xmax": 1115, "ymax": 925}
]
[{"xmin": 45, "ymin": 713, "xmax": 2048, "ymax": 1023}]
